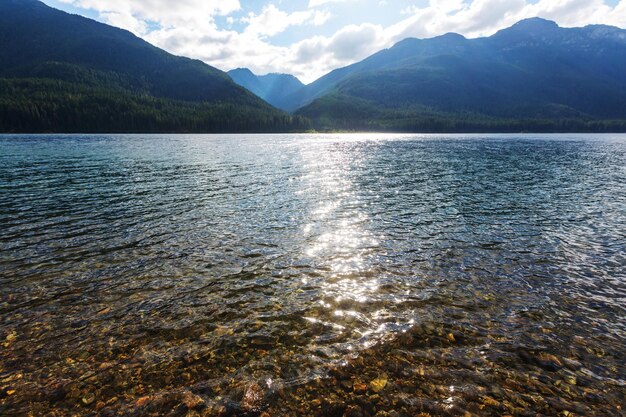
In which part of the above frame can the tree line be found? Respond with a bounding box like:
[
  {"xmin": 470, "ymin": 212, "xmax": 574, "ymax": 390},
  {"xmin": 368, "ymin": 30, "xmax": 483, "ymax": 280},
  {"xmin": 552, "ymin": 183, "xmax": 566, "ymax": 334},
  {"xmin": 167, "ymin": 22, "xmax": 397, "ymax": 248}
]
[{"xmin": 0, "ymin": 78, "xmax": 312, "ymax": 133}]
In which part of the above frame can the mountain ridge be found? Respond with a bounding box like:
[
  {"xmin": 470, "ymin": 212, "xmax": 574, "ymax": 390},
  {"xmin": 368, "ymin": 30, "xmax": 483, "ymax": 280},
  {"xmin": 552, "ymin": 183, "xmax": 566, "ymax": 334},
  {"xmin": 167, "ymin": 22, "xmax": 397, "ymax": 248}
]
[{"xmin": 288, "ymin": 18, "xmax": 626, "ymax": 132}]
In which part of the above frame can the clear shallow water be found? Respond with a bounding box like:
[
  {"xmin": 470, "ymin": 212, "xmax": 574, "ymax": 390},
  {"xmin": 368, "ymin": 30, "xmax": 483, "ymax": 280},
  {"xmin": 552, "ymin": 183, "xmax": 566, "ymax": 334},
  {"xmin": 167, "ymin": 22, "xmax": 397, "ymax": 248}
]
[{"xmin": 0, "ymin": 134, "xmax": 625, "ymax": 416}]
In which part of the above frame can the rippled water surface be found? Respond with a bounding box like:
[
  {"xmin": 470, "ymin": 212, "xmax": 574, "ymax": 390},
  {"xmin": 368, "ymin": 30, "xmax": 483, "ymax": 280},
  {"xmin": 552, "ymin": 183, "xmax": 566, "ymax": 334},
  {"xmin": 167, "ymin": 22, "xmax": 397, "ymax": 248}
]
[{"xmin": 1, "ymin": 134, "xmax": 625, "ymax": 416}]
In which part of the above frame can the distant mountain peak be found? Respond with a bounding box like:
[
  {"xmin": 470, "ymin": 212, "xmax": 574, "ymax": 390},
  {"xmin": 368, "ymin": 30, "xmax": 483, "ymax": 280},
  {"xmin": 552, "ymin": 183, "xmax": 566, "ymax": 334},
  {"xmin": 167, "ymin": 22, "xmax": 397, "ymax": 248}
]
[
  {"xmin": 228, "ymin": 68, "xmax": 304, "ymax": 110},
  {"xmin": 229, "ymin": 67, "xmax": 255, "ymax": 76},
  {"xmin": 391, "ymin": 32, "xmax": 466, "ymax": 48},
  {"xmin": 229, "ymin": 68, "xmax": 302, "ymax": 83},
  {"xmin": 513, "ymin": 17, "xmax": 559, "ymax": 29},
  {"xmin": 493, "ymin": 17, "xmax": 560, "ymax": 40},
  {"xmin": 436, "ymin": 32, "xmax": 467, "ymax": 41}
]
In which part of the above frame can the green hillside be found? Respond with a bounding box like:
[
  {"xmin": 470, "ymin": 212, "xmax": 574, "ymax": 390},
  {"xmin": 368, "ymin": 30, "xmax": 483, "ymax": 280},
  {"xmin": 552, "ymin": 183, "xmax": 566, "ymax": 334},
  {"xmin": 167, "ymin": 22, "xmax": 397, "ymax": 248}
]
[{"xmin": 0, "ymin": 0, "xmax": 310, "ymax": 133}]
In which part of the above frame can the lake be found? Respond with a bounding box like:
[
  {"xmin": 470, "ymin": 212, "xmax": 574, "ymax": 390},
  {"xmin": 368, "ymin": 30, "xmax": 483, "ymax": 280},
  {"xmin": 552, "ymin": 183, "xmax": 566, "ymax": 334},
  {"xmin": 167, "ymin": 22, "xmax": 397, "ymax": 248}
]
[{"xmin": 1, "ymin": 134, "xmax": 624, "ymax": 416}]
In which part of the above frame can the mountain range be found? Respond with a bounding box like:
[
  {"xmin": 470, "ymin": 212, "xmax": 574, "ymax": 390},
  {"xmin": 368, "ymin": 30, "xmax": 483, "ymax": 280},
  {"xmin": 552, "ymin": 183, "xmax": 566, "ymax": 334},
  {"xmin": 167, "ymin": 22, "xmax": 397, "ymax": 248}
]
[
  {"xmin": 231, "ymin": 18, "xmax": 626, "ymax": 132},
  {"xmin": 1, "ymin": 0, "xmax": 626, "ymax": 133}
]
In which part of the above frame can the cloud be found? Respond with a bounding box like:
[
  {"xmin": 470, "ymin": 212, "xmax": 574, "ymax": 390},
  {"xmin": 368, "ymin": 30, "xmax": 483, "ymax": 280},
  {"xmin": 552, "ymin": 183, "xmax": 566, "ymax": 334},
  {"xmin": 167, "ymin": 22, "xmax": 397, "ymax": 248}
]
[
  {"xmin": 291, "ymin": 0, "xmax": 626, "ymax": 82},
  {"xmin": 308, "ymin": 0, "xmax": 351, "ymax": 8},
  {"xmin": 99, "ymin": 11, "xmax": 147, "ymax": 35},
  {"xmin": 55, "ymin": 0, "xmax": 626, "ymax": 84},
  {"xmin": 520, "ymin": 0, "xmax": 626, "ymax": 28},
  {"xmin": 288, "ymin": 23, "xmax": 388, "ymax": 80},
  {"xmin": 242, "ymin": 5, "xmax": 330, "ymax": 38},
  {"xmin": 60, "ymin": 0, "xmax": 241, "ymax": 33},
  {"xmin": 392, "ymin": 0, "xmax": 626, "ymax": 40}
]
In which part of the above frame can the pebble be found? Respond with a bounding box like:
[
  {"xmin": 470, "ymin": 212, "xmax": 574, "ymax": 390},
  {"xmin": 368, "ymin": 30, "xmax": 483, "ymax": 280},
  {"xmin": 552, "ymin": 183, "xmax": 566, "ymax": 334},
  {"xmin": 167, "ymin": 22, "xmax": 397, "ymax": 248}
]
[
  {"xmin": 135, "ymin": 396, "xmax": 151, "ymax": 407},
  {"xmin": 369, "ymin": 374, "xmax": 388, "ymax": 393},
  {"xmin": 182, "ymin": 391, "xmax": 205, "ymax": 409},
  {"xmin": 353, "ymin": 382, "xmax": 368, "ymax": 394},
  {"xmin": 82, "ymin": 392, "xmax": 96, "ymax": 405},
  {"xmin": 242, "ymin": 382, "xmax": 265, "ymax": 412}
]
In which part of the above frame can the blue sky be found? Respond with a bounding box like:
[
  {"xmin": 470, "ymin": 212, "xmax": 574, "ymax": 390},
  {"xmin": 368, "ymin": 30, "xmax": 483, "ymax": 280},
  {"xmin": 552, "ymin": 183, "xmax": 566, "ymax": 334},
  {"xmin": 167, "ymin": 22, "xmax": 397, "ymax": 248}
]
[{"xmin": 43, "ymin": 0, "xmax": 626, "ymax": 83}]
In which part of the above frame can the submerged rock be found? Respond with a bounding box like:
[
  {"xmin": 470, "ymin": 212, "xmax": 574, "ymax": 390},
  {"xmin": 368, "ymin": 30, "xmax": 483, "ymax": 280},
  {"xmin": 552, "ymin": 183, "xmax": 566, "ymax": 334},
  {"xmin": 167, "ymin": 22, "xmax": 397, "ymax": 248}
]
[
  {"xmin": 135, "ymin": 396, "xmax": 151, "ymax": 407},
  {"xmin": 182, "ymin": 390, "xmax": 205, "ymax": 409},
  {"xmin": 353, "ymin": 382, "xmax": 367, "ymax": 394},
  {"xmin": 369, "ymin": 374, "xmax": 388, "ymax": 393},
  {"xmin": 81, "ymin": 391, "xmax": 96, "ymax": 405},
  {"xmin": 241, "ymin": 382, "xmax": 266, "ymax": 412}
]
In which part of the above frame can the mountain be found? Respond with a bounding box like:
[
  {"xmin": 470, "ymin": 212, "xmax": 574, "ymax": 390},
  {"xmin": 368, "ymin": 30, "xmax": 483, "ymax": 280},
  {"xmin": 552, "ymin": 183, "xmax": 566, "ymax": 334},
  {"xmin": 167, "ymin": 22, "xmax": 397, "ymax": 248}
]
[
  {"xmin": 0, "ymin": 0, "xmax": 310, "ymax": 133},
  {"xmin": 291, "ymin": 18, "xmax": 626, "ymax": 132},
  {"xmin": 228, "ymin": 68, "xmax": 304, "ymax": 111}
]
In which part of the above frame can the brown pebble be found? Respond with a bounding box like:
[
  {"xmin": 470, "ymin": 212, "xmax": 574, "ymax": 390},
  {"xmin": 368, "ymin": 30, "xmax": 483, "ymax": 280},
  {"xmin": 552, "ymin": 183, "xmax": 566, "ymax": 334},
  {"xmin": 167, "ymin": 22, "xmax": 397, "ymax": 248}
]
[
  {"xmin": 82, "ymin": 392, "xmax": 96, "ymax": 405},
  {"xmin": 241, "ymin": 382, "xmax": 265, "ymax": 412},
  {"xmin": 135, "ymin": 396, "xmax": 151, "ymax": 407},
  {"xmin": 482, "ymin": 396, "xmax": 500, "ymax": 407},
  {"xmin": 353, "ymin": 383, "xmax": 367, "ymax": 394},
  {"xmin": 182, "ymin": 391, "xmax": 204, "ymax": 409}
]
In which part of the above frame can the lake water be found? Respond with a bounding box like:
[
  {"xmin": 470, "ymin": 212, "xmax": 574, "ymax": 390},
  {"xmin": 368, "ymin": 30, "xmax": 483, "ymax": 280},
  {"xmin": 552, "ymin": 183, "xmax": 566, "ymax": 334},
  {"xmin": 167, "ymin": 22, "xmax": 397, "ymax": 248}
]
[{"xmin": 0, "ymin": 134, "xmax": 624, "ymax": 416}]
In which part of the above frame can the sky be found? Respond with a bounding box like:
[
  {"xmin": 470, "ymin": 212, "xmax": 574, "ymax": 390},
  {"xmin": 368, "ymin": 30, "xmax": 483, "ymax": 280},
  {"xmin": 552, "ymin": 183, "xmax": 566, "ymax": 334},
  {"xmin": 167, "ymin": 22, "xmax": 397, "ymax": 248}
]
[{"xmin": 43, "ymin": 0, "xmax": 626, "ymax": 84}]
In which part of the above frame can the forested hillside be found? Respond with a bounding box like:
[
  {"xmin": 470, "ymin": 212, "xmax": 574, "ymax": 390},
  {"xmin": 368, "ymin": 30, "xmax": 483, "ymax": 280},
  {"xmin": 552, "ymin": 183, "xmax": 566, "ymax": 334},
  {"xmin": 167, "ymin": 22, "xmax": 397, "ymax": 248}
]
[{"xmin": 0, "ymin": 0, "xmax": 310, "ymax": 133}]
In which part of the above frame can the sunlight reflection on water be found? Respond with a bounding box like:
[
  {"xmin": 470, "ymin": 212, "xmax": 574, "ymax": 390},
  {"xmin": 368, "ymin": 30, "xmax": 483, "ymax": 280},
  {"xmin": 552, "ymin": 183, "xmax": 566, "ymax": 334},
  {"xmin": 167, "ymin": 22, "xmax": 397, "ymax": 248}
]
[{"xmin": 297, "ymin": 140, "xmax": 393, "ymax": 351}]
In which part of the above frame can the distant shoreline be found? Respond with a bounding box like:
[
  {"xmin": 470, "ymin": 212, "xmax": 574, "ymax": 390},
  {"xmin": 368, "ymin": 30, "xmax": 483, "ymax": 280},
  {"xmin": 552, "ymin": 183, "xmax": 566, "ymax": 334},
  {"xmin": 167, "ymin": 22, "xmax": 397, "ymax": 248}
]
[{"xmin": 3, "ymin": 130, "xmax": 626, "ymax": 135}]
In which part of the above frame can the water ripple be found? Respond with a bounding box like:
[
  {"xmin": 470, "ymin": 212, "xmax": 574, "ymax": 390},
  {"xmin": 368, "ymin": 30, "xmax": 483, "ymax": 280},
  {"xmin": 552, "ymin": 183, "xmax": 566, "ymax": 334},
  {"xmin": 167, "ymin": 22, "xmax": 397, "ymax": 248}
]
[{"xmin": 0, "ymin": 134, "xmax": 625, "ymax": 415}]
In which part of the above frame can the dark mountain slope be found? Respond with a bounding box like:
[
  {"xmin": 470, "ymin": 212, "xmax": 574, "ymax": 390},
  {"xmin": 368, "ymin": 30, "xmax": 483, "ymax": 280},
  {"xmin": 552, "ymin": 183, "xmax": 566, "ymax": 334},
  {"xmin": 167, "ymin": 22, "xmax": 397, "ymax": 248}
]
[
  {"xmin": 292, "ymin": 18, "xmax": 626, "ymax": 132},
  {"xmin": 0, "ymin": 0, "xmax": 310, "ymax": 133},
  {"xmin": 228, "ymin": 68, "xmax": 304, "ymax": 110}
]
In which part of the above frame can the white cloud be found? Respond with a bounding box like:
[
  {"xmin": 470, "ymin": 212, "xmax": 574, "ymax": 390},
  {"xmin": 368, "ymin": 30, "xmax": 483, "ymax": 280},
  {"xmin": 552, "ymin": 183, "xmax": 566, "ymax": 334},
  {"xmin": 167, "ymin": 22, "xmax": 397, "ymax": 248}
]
[
  {"xmin": 60, "ymin": 0, "xmax": 241, "ymax": 33},
  {"xmin": 242, "ymin": 5, "xmax": 330, "ymax": 38},
  {"xmin": 291, "ymin": 0, "xmax": 626, "ymax": 82},
  {"xmin": 519, "ymin": 0, "xmax": 626, "ymax": 28},
  {"xmin": 99, "ymin": 11, "xmax": 147, "ymax": 35},
  {"xmin": 55, "ymin": 0, "xmax": 626, "ymax": 84},
  {"xmin": 288, "ymin": 23, "xmax": 389, "ymax": 81},
  {"xmin": 391, "ymin": 0, "xmax": 626, "ymax": 40},
  {"xmin": 308, "ymin": 0, "xmax": 351, "ymax": 8}
]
